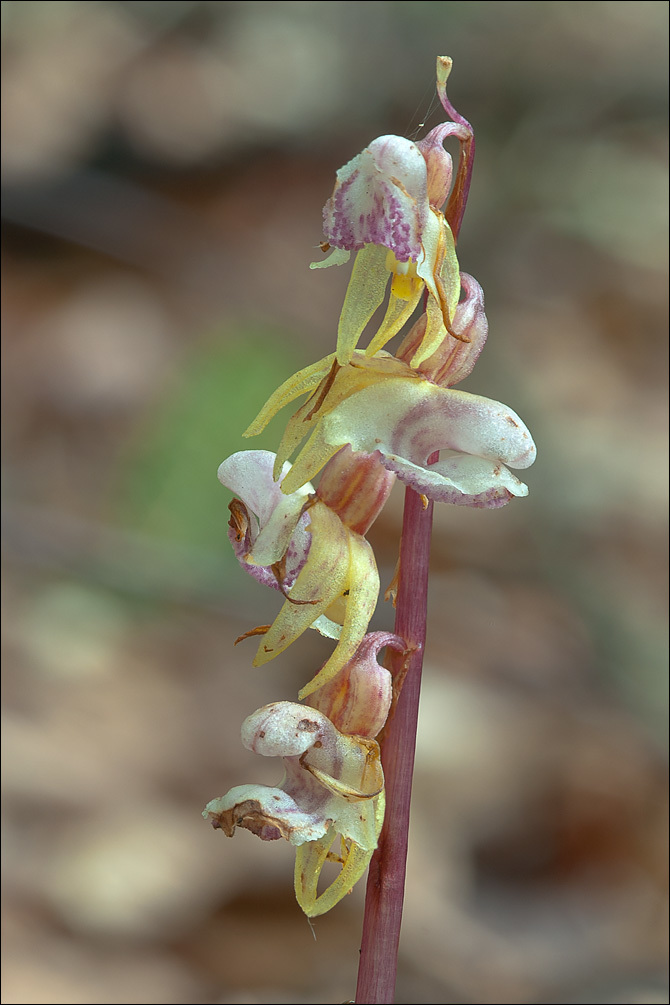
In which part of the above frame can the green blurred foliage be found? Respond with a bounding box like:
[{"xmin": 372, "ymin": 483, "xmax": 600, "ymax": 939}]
[{"xmin": 116, "ymin": 326, "xmax": 303, "ymax": 554}]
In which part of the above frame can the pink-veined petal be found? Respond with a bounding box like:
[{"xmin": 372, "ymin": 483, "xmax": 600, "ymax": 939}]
[
  {"xmin": 321, "ymin": 135, "xmax": 430, "ymax": 261},
  {"xmin": 322, "ymin": 378, "xmax": 536, "ymax": 470},
  {"xmin": 398, "ymin": 272, "xmax": 488, "ymax": 384},
  {"xmin": 381, "ymin": 451, "xmax": 528, "ymax": 507},
  {"xmin": 303, "ymin": 378, "xmax": 536, "ymax": 508},
  {"xmin": 204, "ymin": 702, "xmax": 384, "ymax": 859},
  {"xmin": 218, "ymin": 450, "xmax": 313, "ymax": 588},
  {"xmin": 203, "ymin": 780, "xmax": 329, "ymax": 845}
]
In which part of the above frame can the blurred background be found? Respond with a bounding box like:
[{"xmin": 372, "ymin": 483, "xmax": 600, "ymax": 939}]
[{"xmin": 1, "ymin": 2, "xmax": 668, "ymax": 1003}]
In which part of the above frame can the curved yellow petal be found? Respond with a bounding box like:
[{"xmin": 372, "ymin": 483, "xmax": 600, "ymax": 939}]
[
  {"xmin": 364, "ymin": 281, "xmax": 423, "ymax": 358},
  {"xmin": 411, "ymin": 218, "xmax": 460, "ymax": 367},
  {"xmin": 243, "ymin": 354, "xmax": 336, "ymax": 437},
  {"xmin": 278, "ymin": 425, "xmax": 342, "ymax": 496},
  {"xmin": 439, "ymin": 219, "xmax": 460, "ymax": 317},
  {"xmin": 294, "ymin": 832, "xmax": 331, "ymax": 916},
  {"xmin": 252, "ymin": 503, "xmax": 350, "ymax": 667},
  {"xmin": 411, "ymin": 287, "xmax": 448, "ymax": 367},
  {"xmin": 294, "ymin": 792, "xmax": 385, "ymax": 917},
  {"xmin": 336, "ymin": 244, "xmax": 390, "ymax": 366},
  {"xmin": 299, "ymin": 534, "xmax": 379, "ymax": 699}
]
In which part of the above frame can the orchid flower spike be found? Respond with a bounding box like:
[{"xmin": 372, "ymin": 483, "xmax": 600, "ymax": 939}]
[{"xmin": 310, "ymin": 57, "xmax": 474, "ymax": 369}]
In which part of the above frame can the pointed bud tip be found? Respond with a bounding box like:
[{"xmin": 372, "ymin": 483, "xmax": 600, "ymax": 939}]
[{"xmin": 437, "ymin": 56, "xmax": 453, "ymax": 85}]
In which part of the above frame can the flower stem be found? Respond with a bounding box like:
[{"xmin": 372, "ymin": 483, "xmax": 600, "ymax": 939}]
[{"xmin": 355, "ymin": 480, "xmax": 435, "ymax": 1004}]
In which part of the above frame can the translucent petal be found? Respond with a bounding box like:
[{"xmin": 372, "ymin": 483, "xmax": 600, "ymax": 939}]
[
  {"xmin": 279, "ymin": 425, "xmax": 343, "ymax": 497},
  {"xmin": 299, "ymin": 535, "xmax": 380, "ymax": 699},
  {"xmin": 252, "ymin": 503, "xmax": 351, "ymax": 667},
  {"xmin": 309, "ymin": 247, "xmax": 351, "ymax": 270},
  {"xmin": 336, "ymin": 244, "xmax": 391, "ymax": 365},
  {"xmin": 243, "ymin": 354, "xmax": 336, "ymax": 437},
  {"xmin": 276, "ymin": 354, "xmax": 422, "ymax": 491},
  {"xmin": 363, "ymin": 281, "xmax": 423, "ymax": 358},
  {"xmin": 411, "ymin": 216, "xmax": 460, "ymax": 367}
]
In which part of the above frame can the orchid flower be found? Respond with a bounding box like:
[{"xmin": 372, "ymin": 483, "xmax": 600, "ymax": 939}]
[
  {"xmin": 310, "ymin": 57, "xmax": 473, "ymax": 368},
  {"xmin": 243, "ymin": 327, "xmax": 534, "ymax": 514},
  {"xmin": 203, "ymin": 634, "xmax": 405, "ymax": 917},
  {"xmin": 219, "ymin": 449, "xmax": 394, "ymax": 698},
  {"xmin": 281, "ymin": 377, "xmax": 534, "ymax": 508}
]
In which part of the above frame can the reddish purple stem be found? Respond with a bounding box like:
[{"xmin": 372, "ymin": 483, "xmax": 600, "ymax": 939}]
[{"xmin": 355, "ymin": 477, "xmax": 435, "ymax": 1004}]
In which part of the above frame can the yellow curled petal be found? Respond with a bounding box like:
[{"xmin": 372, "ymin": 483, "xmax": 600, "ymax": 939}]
[
  {"xmin": 299, "ymin": 534, "xmax": 379, "ymax": 699},
  {"xmin": 363, "ymin": 281, "xmax": 423, "ymax": 358},
  {"xmin": 411, "ymin": 218, "xmax": 460, "ymax": 367},
  {"xmin": 336, "ymin": 245, "xmax": 390, "ymax": 365},
  {"xmin": 243, "ymin": 354, "xmax": 336, "ymax": 437},
  {"xmin": 252, "ymin": 502, "xmax": 350, "ymax": 667},
  {"xmin": 278, "ymin": 424, "xmax": 342, "ymax": 496},
  {"xmin": 411, "ymin": 286, "xmax": 447, "ymax": 367},
  {"xmin": 294, "ymin": 791, "xmax": 385, "ymax": 917},
  {"xmin": 294, "ymin": 832, "xmax": 331, "ymax": 916},
  {"xmin": 440, "ymin": 218, "xmax": 460, "ymax": 318}
]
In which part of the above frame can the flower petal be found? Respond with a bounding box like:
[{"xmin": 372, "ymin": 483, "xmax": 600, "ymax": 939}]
[
  {"xmin": 243, "ymin": 354, "xmax": 336, "ymax": 437},
  {"xmin": 322, "ymin": 379, "xmax": 536, "ymax": 471},
  {"xmin": 203, "ymin": 782, "xmax": 329, "ymax": 844},
  {"xmin": 276, "ymin": 355, "xmax": 421, "ymax": 493},
  {"xmin": 411, "ymin": 214, "xmax": 460, "ymax": 366},
  {"xmin": 205, "ymin": 702, "xmax": 385, "ymax": 860},
  {"xmin": 398, "ymin": 272, "xmax": 488, "ymax": 385},
  {"xmin": 294, "ymin": 792, "xmax": 385, "ymax": 917},
  {"xmin": 252, "ymin": 502, "xmax": 351, "ymax": 667},
  {"xmin": 416, "ymin": 123, "xmax": 455, "ymax": 207},
  {"xmin": 336, "ymin": 244, "xmax": 391, "ymax": 365},
  {"xmin": 218, "ymin": 450, "xmax": 313, "ymax": 584},
  {"xmin": 321, "ymin": 135, "xmax": 430, "ymax": 260},
  {"xmin": 315, "ymin": 446, "xmax": 395, "ymax": 536},
  {"xmin": 299, "ymin": 533, "xmax": 380, "ymax": 699},
  {"xmin": 381, "ymin": 451, "xmax": 527, "ymax": 507},
  {"xmin": 309, "ymin": 247, "xmax": 351, "ymax": 270},
  {"xmin": 241, "ymin": 701, "xmax": 329, "ymax": 758},
  {"xmin": 269, "ymin": 377, "xmax": 536, "ymax": 508},
  {"xmin": 218, "ymin": 450, "xmax": 286, "ymax": 530},
  {"xmin": 363, "ymin": 281, "xmax": 423, "ymax": 358}
]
